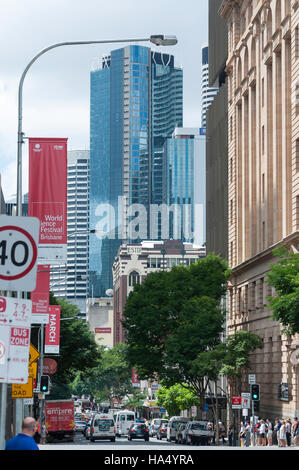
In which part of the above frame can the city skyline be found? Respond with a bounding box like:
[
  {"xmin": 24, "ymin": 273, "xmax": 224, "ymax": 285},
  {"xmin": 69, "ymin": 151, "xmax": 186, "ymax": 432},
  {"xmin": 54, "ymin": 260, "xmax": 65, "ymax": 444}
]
[{"xmin": 0, "ymin": 0, "xmax": 208, "ymax": 201}]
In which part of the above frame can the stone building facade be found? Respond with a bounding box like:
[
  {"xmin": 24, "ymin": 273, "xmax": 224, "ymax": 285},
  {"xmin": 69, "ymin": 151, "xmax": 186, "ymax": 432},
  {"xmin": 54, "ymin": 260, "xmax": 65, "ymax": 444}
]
[{"xmin": 220, "ymin": 0, "xmax": 299, "ymax": 418}]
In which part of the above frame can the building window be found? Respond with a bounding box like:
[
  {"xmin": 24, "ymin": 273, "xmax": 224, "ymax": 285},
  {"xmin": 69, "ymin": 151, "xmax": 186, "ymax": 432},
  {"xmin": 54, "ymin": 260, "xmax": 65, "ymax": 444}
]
[
  {"xmin": 147, "ymin": 258, "xmax": 162, "ymax": 269},
  {"xmin": 128, "ymin": 271, "xmax": 140, "ymax": 287}
]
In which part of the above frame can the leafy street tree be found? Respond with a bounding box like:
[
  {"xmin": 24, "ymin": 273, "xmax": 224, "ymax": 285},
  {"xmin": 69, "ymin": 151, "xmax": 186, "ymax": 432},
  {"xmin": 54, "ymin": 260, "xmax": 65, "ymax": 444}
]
[
  {"xmin": 31, "ymin": 293, "xmax": 100, "ymax": 399},
  {"xmin": 156, "ymin": 384, "xmax": 199, "ymax": 417},
  {"xmin": 220, "ymin": 330, "xmax": 264, "ymax": 396},
  {"xmin": 122, "ymin": 254, "xmax": 230, "ymax": 410},
  {"xmin": 72, "ymin": 343, "xmax": 135, "ymax": 407},
  {"xmin": 266, "ymin": 245, "xmax": 299, "ymax": 335}
]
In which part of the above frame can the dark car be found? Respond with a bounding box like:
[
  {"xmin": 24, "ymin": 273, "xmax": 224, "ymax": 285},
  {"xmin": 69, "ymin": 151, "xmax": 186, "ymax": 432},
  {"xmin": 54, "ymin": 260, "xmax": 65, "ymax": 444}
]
[
  {"xmin": 156, "ymin": 423, "xmax": 168, "ymax": 440},
  {"xmin": 128, "ymin": 424, "xmax": 149, "ymax": 441}
]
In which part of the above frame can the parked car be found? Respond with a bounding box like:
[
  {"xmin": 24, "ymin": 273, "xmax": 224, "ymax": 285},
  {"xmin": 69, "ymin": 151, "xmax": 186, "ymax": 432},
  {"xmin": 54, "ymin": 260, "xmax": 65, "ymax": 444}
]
[
  {"xmin": 175, "ymin": 422, "xmax": 188, "ymax": 444},
  {"xmin": 156, "ymin": 423, "xmax": 168, "ymax": 440},
  {"xmin": 128, "ymin": 424, "xmax": 149, "ymax": 441},
  {"xmin": 75, "ymin": 420, "xmax": 87, "ymax": 433},
  {"xmin": 185, "ymin": 420, "xmax": 214, "ymax": 446},
  {"xmin": 167, "ymin": 417, "xmax": 189, "ymax": 441},
  {"xmin": 149, "ymin": 418, "xmax": 168, "ymax": 437}
]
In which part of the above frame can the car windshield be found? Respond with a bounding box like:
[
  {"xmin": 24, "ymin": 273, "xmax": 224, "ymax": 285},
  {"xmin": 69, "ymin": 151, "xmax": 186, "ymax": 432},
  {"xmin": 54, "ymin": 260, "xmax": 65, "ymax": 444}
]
[
  {"xmin": 98, "ymin": 419, "xmax": 114, "ymax": 426},
  {"xmin": 172, "ymin": 421, "xmax": 182, "ymax": 430},
  {"xmin": 191, "ymin": 423, "xmax": 206, "ymax": 430},
  {"xmin": 122, "ymin": 415, "xmax": 135, "ymax": 421},
  {"xmin": 133, "ymin": 424, "xmax": 145, "ymax": 430}
]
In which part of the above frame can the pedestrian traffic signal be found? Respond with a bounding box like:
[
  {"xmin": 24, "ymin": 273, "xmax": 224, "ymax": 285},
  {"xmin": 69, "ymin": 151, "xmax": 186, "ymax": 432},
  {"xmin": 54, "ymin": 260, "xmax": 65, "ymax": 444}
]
[
  {"xmin": 40, "ymin": 375, "xmax": 50, "ymax": 393},
  {"xmin": 251, "ymin": 384, "xmax": 260, "ymax": 401}
]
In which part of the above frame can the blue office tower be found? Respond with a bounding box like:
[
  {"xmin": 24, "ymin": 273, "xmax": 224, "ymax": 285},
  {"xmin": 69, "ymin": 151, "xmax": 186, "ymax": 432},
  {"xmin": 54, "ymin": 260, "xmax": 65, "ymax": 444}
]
[{"xmin": 89, "ymin": 45, "xmax": 183, "ymax": 297}]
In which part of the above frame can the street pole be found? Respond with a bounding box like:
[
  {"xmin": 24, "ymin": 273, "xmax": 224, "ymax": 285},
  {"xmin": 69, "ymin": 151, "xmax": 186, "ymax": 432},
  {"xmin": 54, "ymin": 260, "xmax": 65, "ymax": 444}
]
[
  {"xmin": 0, "ymin": 384, "xmax": 7, "ymax": 449},
  {"xmin": 252, "ymin": 399, "xmax": 255, "ymax": 447}
]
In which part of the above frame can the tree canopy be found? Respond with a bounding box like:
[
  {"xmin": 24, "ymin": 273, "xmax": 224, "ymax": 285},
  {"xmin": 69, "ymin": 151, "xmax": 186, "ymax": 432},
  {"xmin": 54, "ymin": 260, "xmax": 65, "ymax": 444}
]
[
  {"xmin": 267, "ymin": 245, "xmax": 299, "ymax": 335},
  {"xmin": 31, "ymin": 293, "xmax": 100, "ymax": 399},
  {"xmin": 122, "ymin": 254, "xmax": 230, "ymax": 408},
  {"xmin": 156, "ymin": 383, "xmax": 199, "ymax": 417}
]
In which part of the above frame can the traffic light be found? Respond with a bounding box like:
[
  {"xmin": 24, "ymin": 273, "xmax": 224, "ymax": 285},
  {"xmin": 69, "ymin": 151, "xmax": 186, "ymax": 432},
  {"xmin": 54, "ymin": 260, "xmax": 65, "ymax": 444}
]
[
  {"xmin": 40, "ymin": 375, "xmax": 50, "ymax": 393},
  {"xmin": 251, "ymin": 384, "xmax": 260, "ymax": 401}
]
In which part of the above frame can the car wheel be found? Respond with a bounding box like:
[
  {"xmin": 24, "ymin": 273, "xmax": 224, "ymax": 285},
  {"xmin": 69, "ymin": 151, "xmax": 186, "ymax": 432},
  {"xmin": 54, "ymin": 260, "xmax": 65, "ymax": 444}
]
[
  {"xmin": 111, "ymin": 437, "xmax": 115, "ymax": 442},
  {"xmin": 90, "ymin": 438, "xmax": 95, "ymax": 442}
]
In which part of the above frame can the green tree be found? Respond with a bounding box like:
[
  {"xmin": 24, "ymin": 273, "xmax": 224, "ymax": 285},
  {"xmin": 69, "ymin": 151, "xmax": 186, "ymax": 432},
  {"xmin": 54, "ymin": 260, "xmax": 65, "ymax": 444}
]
[
  {"xmin": 71, "ymin": 344, "xmax": 135, "ymax": 406},
  {"xmin": 157, "ymin": 384, "xmax": 198, "ymax": 417},
  {"xmin": 266, "ymin": 245, "xmax": 299, "ymax": 335},
  {"xmin": 31, "ymin": 293, "xmax": 100, "ymax": 399},
  {"xmin": 123, "ymin": 254, "xmax": 230, "ymax": 409},
  {"xmin": 220, "ymin": 330, "xmax": 264, "ymax": 396}
]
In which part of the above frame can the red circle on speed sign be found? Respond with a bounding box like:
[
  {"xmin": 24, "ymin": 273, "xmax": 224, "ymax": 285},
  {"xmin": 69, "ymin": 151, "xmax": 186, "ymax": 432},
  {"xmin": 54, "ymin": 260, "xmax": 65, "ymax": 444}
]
[{"xmin": 0, "ymin": 225, "xmax": 38, "ymax": 281}]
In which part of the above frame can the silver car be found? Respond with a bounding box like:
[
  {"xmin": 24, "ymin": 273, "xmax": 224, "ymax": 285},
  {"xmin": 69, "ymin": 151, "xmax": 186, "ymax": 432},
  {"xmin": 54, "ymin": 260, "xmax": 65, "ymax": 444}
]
[{"xmin": 75, "ymin": 420, "xmax": 87, "ymax": 433}]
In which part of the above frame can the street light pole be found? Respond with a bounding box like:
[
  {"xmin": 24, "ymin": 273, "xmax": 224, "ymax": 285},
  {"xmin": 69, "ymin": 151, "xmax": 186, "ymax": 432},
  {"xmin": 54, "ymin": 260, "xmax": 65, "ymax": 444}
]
[
  {"xmin": 16, "ymin": 35, "xmax": 177, "ymax": 215},
  {"xmin": 13, "ymin": 33, "xmax": 177, "ymax": 438}
]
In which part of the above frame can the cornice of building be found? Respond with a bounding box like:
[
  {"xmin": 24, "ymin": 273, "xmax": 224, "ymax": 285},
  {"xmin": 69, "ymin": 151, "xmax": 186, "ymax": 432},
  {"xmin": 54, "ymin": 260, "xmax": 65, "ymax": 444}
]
[
  {"xmin": 219, "ymin": 0, "xmax": 241, "ymax": 19},
  {"xmin": 230, "ymin": 231, "xmax": 299, "ymax": 278}
]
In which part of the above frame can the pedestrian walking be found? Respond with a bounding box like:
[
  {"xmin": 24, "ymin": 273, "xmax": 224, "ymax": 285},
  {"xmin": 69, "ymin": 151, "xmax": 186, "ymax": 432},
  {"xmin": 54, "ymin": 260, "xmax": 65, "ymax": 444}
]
[
  {"xmin": 274, "ymin": 418, "xmax": 281, "ymax": 446},
  {"xmin": 5, "ymin": 417, "xmax": 39, "ymax": 451},
  {"xmin": 279, "ymin": 420, "xmax": 287, "ymax": 447},
  {"xmin": 292, "ymin": 417, "xmax": 298, "ymax": 445},
  {"xmin": 294, "ymin": 422, "xmax": 299, "ymax": 446},
  {"xmin": 259, "ymin": 419, "xmax": 267, "ymax": 446},
  {"xmin": 33, "ymin": 418, "xmax": 41, "ymax": 444},
  {"xmin": 218, "ymin": 421, "xmax": 226, "ymax": 445},
  {"xmin": 228, "ymin": 421, "xmax": 234, "ymax": 447},
  {"xmin": 286, "ymin": 419, "xmax": 292, "ymax": 447},
  {"xmin": 266, "ymin": 419, "xmax": 273, "ymax": 446},
  {"xmin": 239, "ymin": 421, "xmax": 245, "ymax": 447},
  {"xmin": 245, "ymin": 422, "xmax": 251, "ymax": 447}
]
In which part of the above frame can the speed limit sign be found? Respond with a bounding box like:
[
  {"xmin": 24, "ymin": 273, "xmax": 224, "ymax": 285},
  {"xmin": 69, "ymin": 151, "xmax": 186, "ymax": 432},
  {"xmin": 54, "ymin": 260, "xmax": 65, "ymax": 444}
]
[{"xmin": 0, "ymin": 216, "xmax": 40, "ymax": 292}]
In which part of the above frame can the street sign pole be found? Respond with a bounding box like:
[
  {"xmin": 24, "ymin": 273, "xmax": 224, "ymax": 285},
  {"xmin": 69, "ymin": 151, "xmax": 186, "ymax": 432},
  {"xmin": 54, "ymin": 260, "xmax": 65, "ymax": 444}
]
[
  {"xmin": 0, "ymin": 383, "xmax": 7, "ymax": 449},
  {"xmin": 252, "ymin": 399, "xmax": 255, "ymax": 447}
]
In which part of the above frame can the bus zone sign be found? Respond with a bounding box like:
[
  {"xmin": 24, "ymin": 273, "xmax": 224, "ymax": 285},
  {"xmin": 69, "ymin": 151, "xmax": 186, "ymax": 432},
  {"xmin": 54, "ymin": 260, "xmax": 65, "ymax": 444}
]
[{"xmin": 0, "ymin": 296, "xmax": 32, "ymax": 384}]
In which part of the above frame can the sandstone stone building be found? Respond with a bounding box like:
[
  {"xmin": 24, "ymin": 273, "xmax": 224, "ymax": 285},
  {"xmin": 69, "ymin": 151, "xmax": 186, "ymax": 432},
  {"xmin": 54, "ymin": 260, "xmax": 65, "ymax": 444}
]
[{"xmin": 220, "ymin": 0, "xmax": 299, "ymax": 418}]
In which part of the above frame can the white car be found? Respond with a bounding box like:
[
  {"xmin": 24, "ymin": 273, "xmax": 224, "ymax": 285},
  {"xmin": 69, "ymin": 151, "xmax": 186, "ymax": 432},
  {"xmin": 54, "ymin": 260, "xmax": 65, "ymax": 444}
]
[
  {"xmin": 185, "ymin": 421, "xmax": 213, "ymax": 446},
  {"xmin": 90, "ymin": 414, "xmax": 116, "ymax": 442},
  {"xmin": 75, "ymin": 420, "xmax": 87, "ymax": 433}
]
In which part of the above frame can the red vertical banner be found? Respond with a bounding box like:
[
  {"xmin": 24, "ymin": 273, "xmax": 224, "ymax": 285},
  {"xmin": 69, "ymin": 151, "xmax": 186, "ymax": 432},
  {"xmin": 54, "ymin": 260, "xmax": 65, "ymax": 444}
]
[
  {"xmin": 31, "ymin": 265, "xmax": 50, "ymax": 324},
  {"xmin": 132, "ymin": 368, "xmax": 140, "ymax": 386},
  {"xmin": 28, "ymin": 138, "xmax": 67, "ymax": 264},
  {"xmin": 45, "ymin": 305, "xmax": 61, "ymax": 354}
]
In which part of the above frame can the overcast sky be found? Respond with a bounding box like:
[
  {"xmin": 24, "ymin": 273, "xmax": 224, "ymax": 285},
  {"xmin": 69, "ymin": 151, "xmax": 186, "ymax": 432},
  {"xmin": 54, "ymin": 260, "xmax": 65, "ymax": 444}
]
[{"xmin": 0, "ymin": 0, "xmax": 209, "ymax": 201}]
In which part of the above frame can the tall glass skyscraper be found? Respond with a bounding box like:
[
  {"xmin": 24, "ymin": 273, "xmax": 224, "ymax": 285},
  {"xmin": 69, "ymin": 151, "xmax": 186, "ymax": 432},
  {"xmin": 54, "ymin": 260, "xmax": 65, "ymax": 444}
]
[
  {"xmin": 163, "ymin": 128, "xmax": 206, "ymax": 246},
  {"xmin": 201, "ymin": 46, "xmax": 218, "ymax": 128},
  {"xmin": 89, "ymin": 45, "xmax": 183, "ymax": 298}
]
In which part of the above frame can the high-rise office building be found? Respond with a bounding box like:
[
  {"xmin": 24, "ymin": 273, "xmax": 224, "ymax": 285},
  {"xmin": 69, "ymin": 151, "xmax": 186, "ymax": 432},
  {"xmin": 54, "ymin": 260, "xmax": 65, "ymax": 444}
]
[
  {"xmin": 163, "ymin": 128, "xmax": 206, "ymax": 245},
  {"xmin": 89, "ymin": 45, "xmax": 183, "ymax": 298},
  {"xmin": 201, "ymin": 45, "xmax": 219, "ymax": 128},
  {"xmin": 206, "ymin": 0, "xmax": 228, "ymax": 260},
  {"xmin": 51, "ymin": 150, "xmax": 90, "ymax": 314}
]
